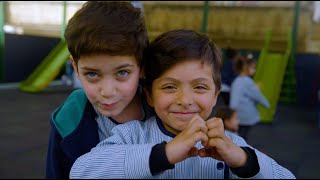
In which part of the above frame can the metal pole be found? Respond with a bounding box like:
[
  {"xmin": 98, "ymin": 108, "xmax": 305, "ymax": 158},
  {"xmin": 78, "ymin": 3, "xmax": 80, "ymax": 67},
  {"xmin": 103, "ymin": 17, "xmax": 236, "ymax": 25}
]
[
  {"xmin": 292, "ymin": 1, "xmax": 300, "ymax": 55},
  {"xmin": 61, "ymin": 1, "xmax": 67, "ymax": 40},
  {"xmin": 202, "ymin": 1, "xmax": 209, "ymax": 33},
  {"xmin": 0, "ymin": 1, "xmax": 5, "ymax": 81}
]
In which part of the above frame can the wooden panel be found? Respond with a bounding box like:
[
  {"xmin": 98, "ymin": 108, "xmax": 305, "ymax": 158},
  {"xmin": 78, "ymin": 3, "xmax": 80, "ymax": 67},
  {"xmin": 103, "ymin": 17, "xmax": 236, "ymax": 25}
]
[{"xmin": 143, "ymin": 2, "xmax": 312, "ymax": 52}]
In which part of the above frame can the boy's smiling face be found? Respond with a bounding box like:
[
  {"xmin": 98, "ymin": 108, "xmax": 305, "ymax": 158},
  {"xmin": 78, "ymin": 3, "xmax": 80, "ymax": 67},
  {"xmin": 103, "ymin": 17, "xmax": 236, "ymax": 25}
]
[
  {"xmin": 146, "ymin": 60, "xmax": 219, "ymax": 135},
  {"xmin": 71, "ymin": 54, "xmax": 141, "ymax": 121}
]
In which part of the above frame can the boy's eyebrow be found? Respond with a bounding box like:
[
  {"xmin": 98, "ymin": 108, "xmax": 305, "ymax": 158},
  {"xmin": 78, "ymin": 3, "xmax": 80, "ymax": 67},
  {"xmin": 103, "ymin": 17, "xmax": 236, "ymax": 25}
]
[
  {"xmin": 192, "ymin": 77, "xmax": 212, "ymax": 82},
  {"xmin": 115, "ymin": 64, "xmax": 135, "ymax": 70},
  {"xmin": 158, "ymin": 77, "xmax": 211, "ymax": 82},
  {"xmin": 79, "ymin": 67, "xmax": 100, "ymax": 71},
  {"xmin": 79, "ymin": 64, "xmax": 135, "ymax": 71}
]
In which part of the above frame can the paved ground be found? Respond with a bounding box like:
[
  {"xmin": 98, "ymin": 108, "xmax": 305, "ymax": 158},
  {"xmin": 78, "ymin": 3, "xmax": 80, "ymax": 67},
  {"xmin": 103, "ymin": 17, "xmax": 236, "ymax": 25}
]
[{"xmin": 0, "ymin": 86, "xmax": 319, "ymax": 178}]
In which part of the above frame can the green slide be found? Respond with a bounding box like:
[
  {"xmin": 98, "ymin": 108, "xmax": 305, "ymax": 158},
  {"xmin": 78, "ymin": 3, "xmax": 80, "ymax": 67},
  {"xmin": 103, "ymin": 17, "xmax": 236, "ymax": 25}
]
[
  {"xmin": 253, "ymin": 30, "xmax": 292, "ymax": 123},
  {"xmin": 19, "ymin": 40, "xmax": 70, "ymax": 93}
]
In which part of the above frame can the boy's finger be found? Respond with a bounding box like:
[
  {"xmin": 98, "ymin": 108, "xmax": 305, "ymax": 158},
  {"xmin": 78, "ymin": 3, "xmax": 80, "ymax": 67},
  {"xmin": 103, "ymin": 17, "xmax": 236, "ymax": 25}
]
[
  {"xmin": 208, "ymin": 137, "xmax": 224, "ymax": 148},
  {"xmin": 187, "ymin": 116, "xmax": 207, "ymax": 134},
  {"xmin": 198, "ymin": 148, "xmax": 207, "ymax": 157},
  {"xmin": 188, "ymin": 147, "xmax": 199, "ymax": 157},
  {"xmin": 207, "ymin": 128, "xmax": 224, "ymax": 138},
  {"xmin": 206, "ymin": 117, "xmax": 224, "ymax": 129},
  {"xmin": 199, "ymin": 148, "xmax": 223, "ymax": 161},
  {"xmin": 192, "ymin": 131, "xmax": 208, "ymax": 144}
]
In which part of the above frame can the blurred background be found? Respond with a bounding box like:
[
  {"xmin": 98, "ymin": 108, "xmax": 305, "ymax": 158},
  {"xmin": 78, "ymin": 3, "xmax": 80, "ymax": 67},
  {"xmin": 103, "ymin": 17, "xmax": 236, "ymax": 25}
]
[{"xmin": 0, "ymin": 1, "xmax": 319, "ymax": 178}]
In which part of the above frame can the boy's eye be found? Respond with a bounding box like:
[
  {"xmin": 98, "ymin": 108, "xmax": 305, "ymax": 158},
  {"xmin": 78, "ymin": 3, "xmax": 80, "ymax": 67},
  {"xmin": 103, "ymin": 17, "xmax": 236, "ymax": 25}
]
[
  {"xmin": 194, "ymin": 85, "xmax": 210, "ymax": 93},
  {"xmin": 195, "ymin": 85, "xmax": 207, "ymax": 90},
  {"xmin": 162, "ymin": 85, "xmax": 176, "ymax": 89},
  {"xmin": 161, "ymin": 85, "xmax": 177, "ymax": 93},
  {"xmin": 86, "ymin": 72, "xmax": 97, "ymax": 78},
  {"xmin": 117, "ymin": 70, "xmax": 129, "ymax": 77}
]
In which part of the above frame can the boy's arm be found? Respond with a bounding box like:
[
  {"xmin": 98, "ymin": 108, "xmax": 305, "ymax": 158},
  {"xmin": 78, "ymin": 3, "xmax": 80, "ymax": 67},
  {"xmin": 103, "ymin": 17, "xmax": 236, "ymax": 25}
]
[
  {"xmin": 46, "ymin": 89, "xmax": 88, "ymax": 178},
  {"xmin": 70, "ymin": 122, "xmax": 155, "ymax": 179}
]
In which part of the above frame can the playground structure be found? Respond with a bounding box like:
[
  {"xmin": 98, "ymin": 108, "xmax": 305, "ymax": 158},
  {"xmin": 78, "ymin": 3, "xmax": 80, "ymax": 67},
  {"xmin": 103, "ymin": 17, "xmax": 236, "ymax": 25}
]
[
  {"xmin": 253, "ymin": 29, "xmax": 294, "ymax": 123},
  {"xmin": 16, "ymin": 2, "xmax": 303, "ymax": 123},
  {"xmin": 18, "ymin": 40, "xmax": 69, "ymax": 93},
  {"xmin": 18, "ymin": 1, "xmax": 68, "ymax": 93}
]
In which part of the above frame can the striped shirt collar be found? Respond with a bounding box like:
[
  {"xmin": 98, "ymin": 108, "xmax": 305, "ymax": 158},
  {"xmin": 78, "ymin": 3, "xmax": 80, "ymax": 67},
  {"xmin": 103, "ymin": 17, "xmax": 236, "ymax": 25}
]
[{"xmin": 156, "ymin": 116, "xmax": 176, "ymax": 138}]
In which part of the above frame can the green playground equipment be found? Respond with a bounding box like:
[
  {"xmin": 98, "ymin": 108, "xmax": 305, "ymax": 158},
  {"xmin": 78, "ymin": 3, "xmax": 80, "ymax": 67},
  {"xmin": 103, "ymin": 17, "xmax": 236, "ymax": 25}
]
[
  {"xmin": 253, "ymin": 30, "xmax": 293, "ymax": 123},
  {"xmin": 19, "ymin": 1, "xmax": 69, "ymax": 93},
  {"xmin": 19, "ymin": 40, "xmax": 69, "ymax": 92}
]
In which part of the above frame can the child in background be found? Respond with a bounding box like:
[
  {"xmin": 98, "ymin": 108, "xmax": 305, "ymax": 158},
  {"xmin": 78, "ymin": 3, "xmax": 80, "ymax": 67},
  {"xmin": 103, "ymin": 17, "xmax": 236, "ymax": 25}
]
[
  {"xmin": 230, "ymin": 57, "xmax": 270, "ymax": 141},
  {"xmin": 216, "ymin": 106, "xmax": 239, "ymax": 134},
  {"xmin": 45, "ymin": 2, "xmax": 153, "ymax": 179},
  {"xmin": 69, "ymin": 29, "xmax": 295, "ymax": 179},
  {"xmin": 220, "ymin": 48, "xmax": 240, "ymax": 105}
]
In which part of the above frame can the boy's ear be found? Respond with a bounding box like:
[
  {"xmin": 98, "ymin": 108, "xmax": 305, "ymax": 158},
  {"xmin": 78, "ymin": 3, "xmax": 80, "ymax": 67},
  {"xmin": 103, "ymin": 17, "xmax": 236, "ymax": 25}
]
[
  {"xmin": 144, "ymin": 88, "xmax": 154, "ymax": 107},
  {"xmin": 69, "ymin": 55, "xmax": 79, "ymax": 76},
  {"xmin": 212, "ymin": 90, "xmax": 220, "ymax": 107}
]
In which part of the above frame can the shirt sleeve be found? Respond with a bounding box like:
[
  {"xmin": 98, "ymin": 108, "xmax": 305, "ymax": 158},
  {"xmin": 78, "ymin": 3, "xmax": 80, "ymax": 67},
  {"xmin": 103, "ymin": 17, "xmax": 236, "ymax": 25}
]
[
  {"xmin": 69, "ymin": 122, "xmax": 155, "ymax": 179},
  {"xmin": 246, "ymin": 78, "xmax": 270, "ymax": 108},
  {"xmin": 230, "ymin": 146, "xmax": 260, "ymax": 178},
  {"xmin": 149, "ymin": 141, "xmax": 175, "ymax": 175}
]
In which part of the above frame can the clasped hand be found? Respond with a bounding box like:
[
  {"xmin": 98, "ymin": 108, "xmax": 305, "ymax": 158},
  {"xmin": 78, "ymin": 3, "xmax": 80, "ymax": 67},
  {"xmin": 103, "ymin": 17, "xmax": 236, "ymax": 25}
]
[{"xmin": 165, "ymin": 115, "xmax": 248, "ymax": 169}]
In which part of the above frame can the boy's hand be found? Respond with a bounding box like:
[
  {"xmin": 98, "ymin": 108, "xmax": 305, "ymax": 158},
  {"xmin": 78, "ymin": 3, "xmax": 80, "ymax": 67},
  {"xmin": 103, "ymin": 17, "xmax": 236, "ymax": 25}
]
[
  {"xmin": 199, "ymin": 117, "xmax": 248, "ymax": 168},
  {"xmin": 165, "ymin": 115, "xmax": 208, "ymax": 164}
]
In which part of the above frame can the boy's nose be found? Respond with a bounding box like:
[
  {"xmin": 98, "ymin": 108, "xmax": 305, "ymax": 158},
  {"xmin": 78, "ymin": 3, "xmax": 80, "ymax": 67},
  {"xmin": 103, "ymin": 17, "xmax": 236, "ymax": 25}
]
[
  {"xmin": 100, "ymin": 80, "xmax": 117, "ymax": 98},
  {"xmin": 176, "ymin": 89, "xmax": 193, "ymax": 106}
]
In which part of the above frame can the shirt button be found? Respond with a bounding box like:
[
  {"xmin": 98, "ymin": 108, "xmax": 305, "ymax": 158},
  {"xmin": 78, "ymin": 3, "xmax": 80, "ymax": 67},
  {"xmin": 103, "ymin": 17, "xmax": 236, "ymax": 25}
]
[{"xmin": 217, "ymin": 162, "xmax": 224, "ymax": 170}]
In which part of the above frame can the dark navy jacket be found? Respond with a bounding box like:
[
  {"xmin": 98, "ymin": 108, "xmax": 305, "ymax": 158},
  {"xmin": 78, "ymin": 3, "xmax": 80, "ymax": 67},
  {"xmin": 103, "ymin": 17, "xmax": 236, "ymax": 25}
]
[{"xmin": 45, "ymin": 89, "xmax": 153, "ymax": 179}]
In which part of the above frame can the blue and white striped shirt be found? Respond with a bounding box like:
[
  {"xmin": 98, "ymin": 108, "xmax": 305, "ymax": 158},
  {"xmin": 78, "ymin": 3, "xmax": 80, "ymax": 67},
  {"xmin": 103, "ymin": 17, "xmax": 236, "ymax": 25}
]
[{"xmin": 70, "ymin": 117, "xmax": 295, "ymax": 179}]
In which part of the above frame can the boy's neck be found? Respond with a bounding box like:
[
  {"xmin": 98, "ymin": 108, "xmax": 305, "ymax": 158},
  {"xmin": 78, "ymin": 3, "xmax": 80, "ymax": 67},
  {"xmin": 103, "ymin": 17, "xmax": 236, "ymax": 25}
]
[{"xmin": 111, "ymin": 94, "xmax": 144, "ymax": 123}]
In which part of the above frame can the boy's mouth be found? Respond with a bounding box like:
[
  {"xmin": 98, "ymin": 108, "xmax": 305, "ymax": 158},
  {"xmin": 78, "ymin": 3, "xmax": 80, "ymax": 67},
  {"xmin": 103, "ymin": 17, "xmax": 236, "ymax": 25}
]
[
  {"xmin": 171, "ymin": 112, "xmax": 197, "ymax": 119},
  {"xmin": 101, "ymin": 102, "xmax": 118, "ymax": 109}
]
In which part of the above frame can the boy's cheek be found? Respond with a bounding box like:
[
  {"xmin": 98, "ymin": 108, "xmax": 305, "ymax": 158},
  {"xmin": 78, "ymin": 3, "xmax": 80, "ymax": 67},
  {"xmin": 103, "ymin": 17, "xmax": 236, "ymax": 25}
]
[{"xmin": 82, "ymin": 85, "xmax": 98, "ymax": 101}]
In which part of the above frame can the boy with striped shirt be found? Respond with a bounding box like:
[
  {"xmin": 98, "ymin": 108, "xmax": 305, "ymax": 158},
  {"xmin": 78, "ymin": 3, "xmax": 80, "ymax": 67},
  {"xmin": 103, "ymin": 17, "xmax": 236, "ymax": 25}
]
[{"xmin": 70, "ymin": 29, "xmax": 295, "ymax": 179}]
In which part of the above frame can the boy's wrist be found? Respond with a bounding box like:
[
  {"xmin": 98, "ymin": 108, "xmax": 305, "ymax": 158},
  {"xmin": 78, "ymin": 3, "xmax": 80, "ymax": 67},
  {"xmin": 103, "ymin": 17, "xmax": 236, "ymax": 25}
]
[
  {"xmin": 230, "ymin": 146, "xmax": 260, "ymax": 178},
  {"xmin": 149, "ymin": 141, "xmax": 175, "ymax": 175}
]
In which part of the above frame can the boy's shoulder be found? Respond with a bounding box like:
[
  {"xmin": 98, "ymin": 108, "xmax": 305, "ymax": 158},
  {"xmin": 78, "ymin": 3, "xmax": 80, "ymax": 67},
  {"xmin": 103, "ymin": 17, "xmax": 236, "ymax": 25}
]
[
  {"xmin": 112, "ymin": 116, "xmax": 157, "ymax": 133},
  {"xmin": 51, "ymin": 89, "xmax": 89, "ymax": 138}
]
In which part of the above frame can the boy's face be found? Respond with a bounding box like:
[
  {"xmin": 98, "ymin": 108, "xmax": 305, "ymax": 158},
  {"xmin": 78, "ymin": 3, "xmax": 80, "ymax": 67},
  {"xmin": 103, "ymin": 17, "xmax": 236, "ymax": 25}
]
[
  {"xmin": 147, "ymin": 60, "xmax": 219, "ymax": 135},
  {"xmin": 71, "ymin": 54, "xmax": 141, "ymax": 119}
]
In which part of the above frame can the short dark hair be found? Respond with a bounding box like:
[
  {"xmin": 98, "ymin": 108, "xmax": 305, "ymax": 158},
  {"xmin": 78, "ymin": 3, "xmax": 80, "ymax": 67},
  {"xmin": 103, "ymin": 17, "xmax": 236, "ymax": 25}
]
[
  {"xmin": 144, "ymin": 29, "xmax": 222, "ymax": 93},
  {"xmin": 216, "ymin": 106, "xmax": 236, "ymax": 122},
  {"xmin": 64, "ymin": 1, "xmax": 148, "ymax": 66}
]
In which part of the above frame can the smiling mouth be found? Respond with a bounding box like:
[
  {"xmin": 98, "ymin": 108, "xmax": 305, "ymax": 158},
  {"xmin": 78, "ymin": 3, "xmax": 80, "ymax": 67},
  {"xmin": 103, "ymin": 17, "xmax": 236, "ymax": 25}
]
[
  {"xmin": 174, "ymin": 112, "xmax": 195, "ymax": 114},
  {"xmin": 172, "ymin": 112, "xmax": 197, "ymax": 118}
]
